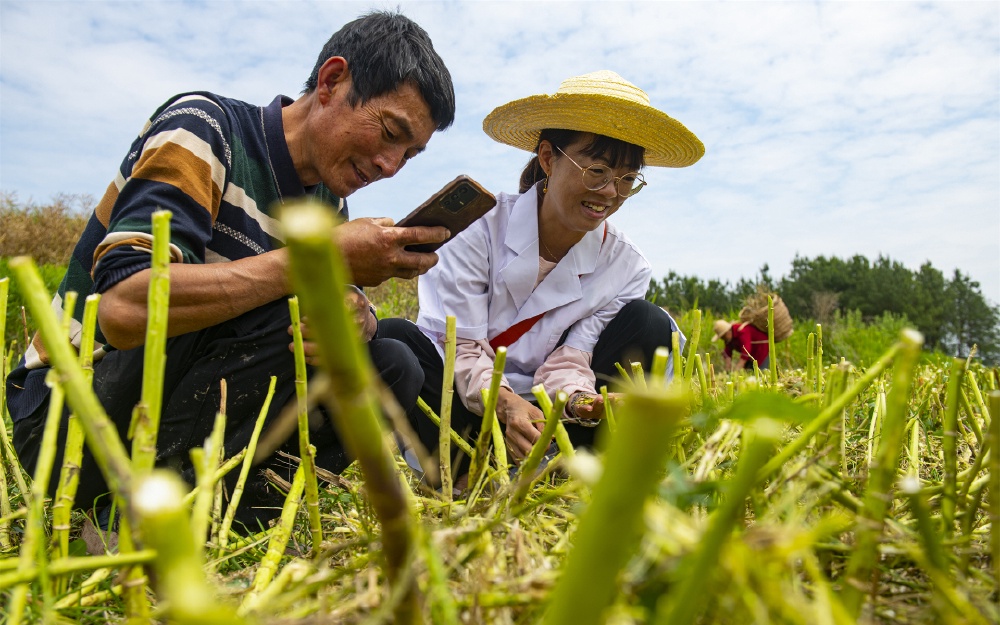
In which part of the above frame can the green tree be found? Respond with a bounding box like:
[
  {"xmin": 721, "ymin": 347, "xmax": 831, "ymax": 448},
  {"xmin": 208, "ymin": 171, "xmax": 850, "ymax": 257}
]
[{"xmin": 942, "ymin": 269, "xmax": 1000, "ymax": 363}]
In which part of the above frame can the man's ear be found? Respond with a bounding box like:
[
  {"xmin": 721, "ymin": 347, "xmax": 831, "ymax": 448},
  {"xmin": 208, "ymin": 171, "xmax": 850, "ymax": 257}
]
[{"xmin": 316, "ymin": 57, "xmax": 350, "ymax": 103}]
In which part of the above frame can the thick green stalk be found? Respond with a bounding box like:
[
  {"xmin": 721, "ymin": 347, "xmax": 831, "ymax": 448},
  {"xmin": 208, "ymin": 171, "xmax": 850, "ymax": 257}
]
[
  {"xmin": 468, "ymin": 347, "xmax": 506, "ymax": 490},
  {"xmin": 600, "ymin": 385, "xmax": 616, "ymax": 434},
  {"xmin": 9, "ymin": 257, "xmax": 133, "ymax": 502},
  {"xmin": 544, "ymin": 386, "xmax": 688, "ymax": 625},
  {"xmin": 533, "ymin": 385, "xmax": 575, "ymax": 458},
  {"xmin": 655, "ymin": 418, "xmax": 784, "ymax": 625},
  {"xmin": 758, "ymin": 341, "xmax": 902, "ymax": 482},
  {"xmin": 806, "ymin": 332, "xmax": 815, "ymax": 394},
  {"xmin": 815, "ymin": 324, "xmax": 824, "ymax": 394},
  {"xmin": 767, "ymin": 296, "xmax": 777, "ymax": 384},
  {"xmin": 941, "ymin": 358, "xmax": 965, "ymax": 536},
  {"xmin": 220, "ymin": 376, "xmax": 276, "ymax": 548},
  {"xmin": 989, "ymin": 390, "xmax": 999, "ymax": 596},
  {"xmin": 513, "ymin": 391, "xmax": 567, "ymax": 505},
  {"xmin": 246, "ymin": 463, "xmax": 306, "ymax": 605},
  {"xmin": 281, "ymin": 200, "xmax": 418, "ymax": 621},
  {"xmin": 288, "ymin": 296, "xmax": 323, "ymax": 550},
  {"xmin": 693, "ymin": 353, "xmax": 709, "ymax": 405},
  {"xmin": 671, "ymin": 330, "xmax": 681, "ymax": 386},
  {"xmin": 134, "ymin": 471, "xmax": 244, "ymax": 624},
  {"xmin": 131, "ymin": 210, "xmax": 171, "ymax": 474},
  {"xmin": 439, "ymin": 316, "xmax": 457, "ymax": 499},
  {"xmin": 841, "ymin": 329, "xmax": 924, "ymax": 617},
  {"xmin": 682, "ymin": 309, "xmax": 702, "ymax": 383},
  {"xmin": 191, "ymin": 411, "xmax": 226, "ymax": 560},
  {"xmin": 52, "ymin": 294, "xmax": 100, "ymax": 564},
  {"xmin": 0, "ymin": 277, "xmax": 9, "ymax": 550},
  {"xmin": 417, "ymin": 397, "xmax": 474, "ymax": 458},
  {"xmin": 490, "ymin": 402, "xmax": 510, "ymax": 488}
]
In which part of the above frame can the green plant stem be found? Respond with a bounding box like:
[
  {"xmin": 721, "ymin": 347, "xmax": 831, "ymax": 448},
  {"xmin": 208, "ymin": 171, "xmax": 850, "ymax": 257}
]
[
  {"xmin": 469, "ymin": 347, "xmax": 506, "ymax": 491},
  {"xmin": 533, "ymin": 385, "xmax": 576, "ymax": 458},
  {"xmin": 51, "ymin": 293, "xmax": 100, "ymax": 568},
  {"xmin": 281, "ymin": 200, "xmax": 418, "ymax": 622},
  {"xmin": 130, "ymin": 210, "xmax": 171, "ymax": 474},
  {"xmin": 417, "ymin": 398, "xmax": 474, "ymax": 458},
  {"xmin": 134, "ymin": 471, "xmax": 244, "ymax": 624},
  {"xmin": 220, "ymin": 376, "xmax": 276, "ymax": 548},
  {"xmin": 767, "ymin": 296, "xmax": 777, "ymax": 385},
  {"xmin": 544, "ymin": 386, "xmax": 688, "ymax": 625},
  {"xmin": 513, "ymin": 391, "xmax": 566, "ymax": 505},
  {"xmin": 289, "ymin": 296, "xmax": 323, "ymax": 551},
  {"xmin": 988, "ymin": 390, "xmax": 999, "ymax": 597},
  {"xmin": 600, "ymin": 385, "xmax": 616, "ymax": 434},
  {"xmin": 439, "ymin": 316, "xmax": 457, "ymax": 500},
  {"xmin": 191, "ymin": 410, "xmax": 226, "ymax": 563},
  {"xmin": 815, "ymin": 324, "xmax": 824, "ymax": 395},
  {"xmin": 9, "ymin": 257, "xmax": 134, "ymax": 504},
  {"xmin": 941, "ymin": 358, "xmax": 965, "ymax": 537},
  {"xmin": 841, "ymin": 329, "xmax": 924, "ymax": 617},
  {"xmin": 247, "ymin": 463, "xmax": 306, "ymax": 604},
  {"xmin": 682, "ymin": 310, "xmax": 701, "ymax": 383},
  {"xmin": 671, "ymin": 330, "xmax": 681, "ymax": 385},
  {"xmin": 758, "ymin": 341, "xmax": 903, "ymax": 482},
  {"xmin": 655, "ymin": 418, "xmax": 784, "ymax": 625}
]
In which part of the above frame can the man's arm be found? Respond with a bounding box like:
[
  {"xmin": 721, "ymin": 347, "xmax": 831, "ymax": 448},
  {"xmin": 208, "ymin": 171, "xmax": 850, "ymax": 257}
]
[{"xmin": 98, "ymin": 249, "xmax": 291, "ymax": 350}]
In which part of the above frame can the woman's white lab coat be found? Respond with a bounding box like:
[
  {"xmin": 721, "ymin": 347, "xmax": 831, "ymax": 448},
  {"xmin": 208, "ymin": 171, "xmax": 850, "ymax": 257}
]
[{"xmin": 416, "ymin": 186, "xmax": 652, "ymax": 399}]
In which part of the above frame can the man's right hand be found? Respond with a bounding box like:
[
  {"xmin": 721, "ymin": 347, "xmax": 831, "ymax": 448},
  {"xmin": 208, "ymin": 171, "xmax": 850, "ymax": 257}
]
[{"xmin": 334, "ymin": 217, "xmax": 449, "ymax": 286}]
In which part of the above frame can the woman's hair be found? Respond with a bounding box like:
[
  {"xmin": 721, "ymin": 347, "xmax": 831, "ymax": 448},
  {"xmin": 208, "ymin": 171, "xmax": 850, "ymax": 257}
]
[{"xmin": 518, "ymin": 129, "xmax": 646, "ymax": 193}]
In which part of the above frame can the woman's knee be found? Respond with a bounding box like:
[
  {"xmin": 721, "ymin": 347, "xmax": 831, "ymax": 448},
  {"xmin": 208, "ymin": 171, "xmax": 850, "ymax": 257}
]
[{"xmin": 369, "ymin": 337, "xmax": 424, "ymax": 410}]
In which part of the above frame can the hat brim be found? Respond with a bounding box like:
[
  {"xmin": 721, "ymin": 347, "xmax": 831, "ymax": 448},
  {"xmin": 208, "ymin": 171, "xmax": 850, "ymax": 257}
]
[{"xmin": 483, "ymin": 92, "xmax": 704, "ymax": 168}]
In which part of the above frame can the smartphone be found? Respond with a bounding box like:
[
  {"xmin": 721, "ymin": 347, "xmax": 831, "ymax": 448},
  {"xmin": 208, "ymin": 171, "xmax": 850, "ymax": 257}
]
[{"xmin": 396, "ymin": 175, "xmax": 497, "ymax": 253}]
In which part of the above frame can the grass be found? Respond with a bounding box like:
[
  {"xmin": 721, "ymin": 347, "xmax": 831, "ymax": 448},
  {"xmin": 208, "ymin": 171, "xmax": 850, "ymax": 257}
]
[{"xmin": 0, "ymin": 205, "xmax": 997, "ymax": 623}]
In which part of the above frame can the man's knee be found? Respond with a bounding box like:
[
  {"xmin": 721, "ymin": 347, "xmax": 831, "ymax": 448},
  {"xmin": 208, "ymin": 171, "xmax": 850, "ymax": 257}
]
[{"xmin": 369, "ymin": 337, "xmax": 424, "ymax": 411}]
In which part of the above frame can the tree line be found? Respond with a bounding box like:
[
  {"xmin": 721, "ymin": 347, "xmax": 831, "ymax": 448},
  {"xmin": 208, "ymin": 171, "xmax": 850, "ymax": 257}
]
[{"xmin": 646, "ymin": 255, "xmax": 1000, "ymax": 364}]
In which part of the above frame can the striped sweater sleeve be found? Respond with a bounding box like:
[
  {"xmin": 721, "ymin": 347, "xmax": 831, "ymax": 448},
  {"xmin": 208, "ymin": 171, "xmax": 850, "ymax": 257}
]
[{"xmin": 92, "ymin": 94, "xmax": 232, "ymax": 293}]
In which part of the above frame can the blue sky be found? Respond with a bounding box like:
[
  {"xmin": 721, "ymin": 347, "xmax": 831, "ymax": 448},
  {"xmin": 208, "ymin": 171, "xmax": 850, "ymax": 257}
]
[{"xmin": 2, "ymin": 0, "xmax": 998, "ymax": 307}]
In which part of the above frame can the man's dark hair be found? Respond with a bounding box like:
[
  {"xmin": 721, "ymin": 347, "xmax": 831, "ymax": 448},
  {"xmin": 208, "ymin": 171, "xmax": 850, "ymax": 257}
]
[{"xmin": 305, "ymin": 11, "xmax": 455, "ymax": 131}]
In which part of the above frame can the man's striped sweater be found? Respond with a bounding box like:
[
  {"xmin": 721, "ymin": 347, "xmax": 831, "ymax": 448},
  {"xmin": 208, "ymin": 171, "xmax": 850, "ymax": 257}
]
[{"xmin": 8, "ymin": 92, "xmax": 344, "ymax": 421}]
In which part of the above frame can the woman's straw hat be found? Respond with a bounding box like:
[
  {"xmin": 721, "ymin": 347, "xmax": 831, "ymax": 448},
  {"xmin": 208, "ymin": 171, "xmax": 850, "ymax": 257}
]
[
  {"xmin": 712, "ymin": 320, "xmax": 733, "ymax": 342},
  {"xmin": 482, "ymin": 70, "xmax": 704, "ymax": 168}
]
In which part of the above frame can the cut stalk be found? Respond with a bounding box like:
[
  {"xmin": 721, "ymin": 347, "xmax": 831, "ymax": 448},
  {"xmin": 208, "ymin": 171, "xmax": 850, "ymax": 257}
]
[
  {"xmin": 543, "ymin": 386, "xmax": 688, "ymax": 625},
  {"xmin": 989, "ymin": 390, "xmax": 999, "ymax": 597},
  {"xmin": 816, "ymin": 324, "xmax": 824, "ymax": 394},
  {"xmin": 8, "ymin": 257, "xmax": 134, "ymax": 503},
  {"xmin": 130, "ymin": 209, "xmax": 171, "ymax": 473},
  {"xmin": 655, "ymin": 418, "xmax": 784, "ymax": 625},
  {"xmin": 281, "ymin": 200, "xmax": 419, "ymax": 622},
  {"xmin": 191, "ymin": 410, "xmax": 226, "ymax": 560},
  {"xmin": 439, "ymin": 316, "xmax": 457, "ymax": 500},
  {"xmin": 289, "ymin": 296, "xmax": 323, "ymax": 551},
  {"xmin": 245, "ymin": 463, "xmax": 307, "ymax": 609},
  {"xmin": 841, "ymin": 329, "xmax": 924, "ymax": 617},
  {"xmin": 533, "ymin": 385, "xmax": 575, "ymax": 458},
  {"xmin": 513, "ymin": 391, "xmax": 566, "ymax": 505},
  {"xmin": 758, "ymin": 341, "xmax": 903, "ymax": 482},
  {"xmin": 490, "ymin": 400, "xmax": 510, "ymax": 488},
  {"xmin": 600, "ymin": 385, "xmax": 616, "ymax": 434},
  {"xmin": 417, "ymin": 398, "xmax": 474, "ymax": 458},
  {"xmin": 682, "ymin": 309, "xmax": 701, "ymax": 383},
  {"xmin": 468, "ymin": 347, "xmax": 506, "ymax": 491},
  {"xmin": 671, "ymin": 330, "xmax": 681, "ymax": 385},
  {"xmin": 941, "ymin": 358, "xmax": 965, "ymax": 537},
  {"xmin": 0, "ymin": 276, "xmax": 9, "ymax": 551},
  {"xmin": 52, "ymin": 293, "xmax": 100, "ymax": 565},
  {"xmin": 767, "ymin": 295, "xmax": 777, "ymax": 385},
  {"xmin": 134, "ymin": 471, "xmax": 244, "ymax": 624},
  {"xmin": 220, "ymin": 376, "xmax": 276, "ymax": 547}
]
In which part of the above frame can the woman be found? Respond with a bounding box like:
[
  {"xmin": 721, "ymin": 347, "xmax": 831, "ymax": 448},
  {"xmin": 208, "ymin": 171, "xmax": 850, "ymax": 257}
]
[{"xmin": 379, "ymin": 70, "xmax": 704, "ymax": 475}]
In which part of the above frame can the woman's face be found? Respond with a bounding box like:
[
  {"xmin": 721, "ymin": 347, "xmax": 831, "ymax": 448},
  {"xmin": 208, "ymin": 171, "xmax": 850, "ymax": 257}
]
[{"xmin": 539, "ymin": 135, "xmax": 636, "ymax": 234}]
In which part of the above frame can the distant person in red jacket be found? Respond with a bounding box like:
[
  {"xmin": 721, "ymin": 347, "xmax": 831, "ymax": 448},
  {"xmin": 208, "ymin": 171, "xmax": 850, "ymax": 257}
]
[{"xmin": 713, "ymin": 320, "xmax": 770, "ymax": 371}]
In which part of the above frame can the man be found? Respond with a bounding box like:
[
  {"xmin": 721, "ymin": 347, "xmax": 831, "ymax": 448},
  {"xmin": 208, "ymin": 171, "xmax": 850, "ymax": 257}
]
[
  {"xmin": 6, "ymin": 11, "xmax": 455, "ymax": 528},
  {"xmin": 712, "ymin": 319, "xmax": 770, "ymax": 372}
]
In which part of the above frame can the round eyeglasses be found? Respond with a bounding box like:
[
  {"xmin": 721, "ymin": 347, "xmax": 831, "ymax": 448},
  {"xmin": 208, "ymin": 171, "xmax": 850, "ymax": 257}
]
[{"xmin": 556, "ymin": 146, "xmax": 647, "ymax": 198}]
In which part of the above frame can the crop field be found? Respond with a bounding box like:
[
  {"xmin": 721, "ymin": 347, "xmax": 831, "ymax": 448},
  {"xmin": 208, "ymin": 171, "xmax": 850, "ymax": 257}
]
[{"xmin": 0, "ymin": 203, "xmax": 997, "ymax": 624}]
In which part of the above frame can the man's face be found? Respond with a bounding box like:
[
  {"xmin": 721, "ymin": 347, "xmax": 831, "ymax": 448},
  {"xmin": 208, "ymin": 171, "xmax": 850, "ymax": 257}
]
[{"xmin": 304, "ymin": 77, "xmax": 437, "ymax": 197}]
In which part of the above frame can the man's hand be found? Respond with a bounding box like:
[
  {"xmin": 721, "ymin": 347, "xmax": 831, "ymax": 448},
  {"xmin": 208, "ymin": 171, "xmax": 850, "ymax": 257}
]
[
  {"xmin": 334, "ymin": 217, "xmax": 450, "ymax": 286},
  {"xmin": 289, "ymin": 290, "xmax": 376, "ymax": 365},
  {"xmin": 495, "ymin": 388, "xmax": 545, "ymax": 460},
  {"xmin": 567, "ymin": 391, "xmax": 623, "ymax": 421}
]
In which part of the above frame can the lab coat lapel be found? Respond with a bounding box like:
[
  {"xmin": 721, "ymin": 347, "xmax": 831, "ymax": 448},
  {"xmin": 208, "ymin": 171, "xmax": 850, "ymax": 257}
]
[
  {"xmin": 498, "ymin": 191, "xmax": 606, "ymax": 324},
  {"xmin": 498, "ymin": 191, "xmax": 544, "ymax": 310}
]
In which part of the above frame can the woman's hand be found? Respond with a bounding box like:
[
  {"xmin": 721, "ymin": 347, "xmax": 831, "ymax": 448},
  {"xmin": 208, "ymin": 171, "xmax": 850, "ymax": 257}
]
[
  {"xmin": 568, "ymin": 391, "xmax": 623, "ymax": 421},
  {"xmin": 495, "ymin": 388, "xmax": 545, "ymax": 460}
]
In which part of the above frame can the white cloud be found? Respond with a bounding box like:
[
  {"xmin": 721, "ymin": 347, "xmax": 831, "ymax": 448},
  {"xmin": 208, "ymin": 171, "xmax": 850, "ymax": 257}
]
[{"xmin": 1, "ymin": 0, "xmax": 997, "ymax": 307}]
